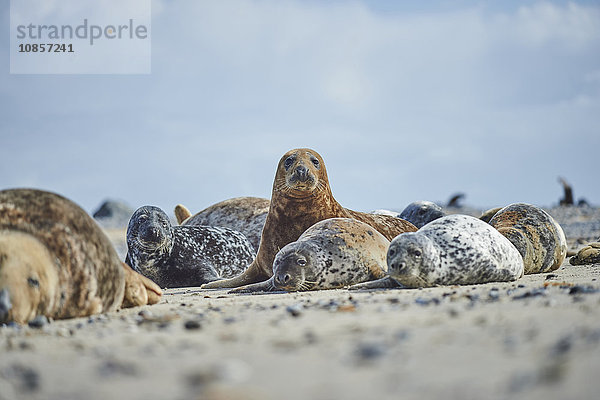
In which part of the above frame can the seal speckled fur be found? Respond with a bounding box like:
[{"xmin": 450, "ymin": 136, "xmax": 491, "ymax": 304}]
[
  {"xmin": 399, "ymin": 201, "xmax": 445, "ymax": 228},
  {"xmin": 202, "ymin": 148, "xmax": 417, "ymax": 290},
  {"xmin": 488, "ymin": 203, "xmax": 567, "ymax": 274},
  {"xmin": 0, "ymin": 189, "xmax": 161, "ymax": 324},
  {"xmin": 232, "ymin": 218, "xmax": 389, "ymax": 293},
  {"xmin": 126, "ymin": 206, "xmax": 255, "ymax": 288},
  {"xmin": 385, "ymin": 214, "xmax": 524, "ymax": 288},
  {"xmin": 178, "ymin": 197, "xmax": 269, "ymax": 252}
]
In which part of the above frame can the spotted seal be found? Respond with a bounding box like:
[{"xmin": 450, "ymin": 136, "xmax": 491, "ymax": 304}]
[
  {"xmin": 353, "ymin": 214, "xmax": 524, "ymax": 289},
  {"xmin": 399, "ymin": 200, "xmax": 445, "ymax": 228},
  {"xmin": 0, "ymin": 189, "xmax": 161, "ymax": 325},
  {"xmin": 175, "ymin": 197, "xmax": 270, "ymax": 252},
  {"xmin": 125, "ymin": 206, "xmax": 255, "ymax": 288},
  {"xmin": 201, "ymin": 148, "xmax": 417, "ymax": 290},
  {"xmin": 488, "ymin": 203, "xmax": 567, "ymax": 274},
  {"xmin": 233, "ymin": 218, "xmax": 389, "ymax": 293},
  {"xmin": 570, "ymin": 241, "xmax": 600, "ymax": 265}
]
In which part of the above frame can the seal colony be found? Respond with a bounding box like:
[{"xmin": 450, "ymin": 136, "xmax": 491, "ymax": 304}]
[
  {"xmin": 125, "ymin": 206, "xmax": 255, "ymax": 288},
  {"xmin": 233, "ymin": 218, "xmax": 389, "ymax": 293},
  {"xmin": 0, "ymin": 189, "xmax": 161, "ymax": 325},
  {"xmin": 201, "ymin": 148, "xmax": 417, "ymax": 290},
  {"xmin": 175, "ymin": 197, "xmax": 270, "ymax": 252}
]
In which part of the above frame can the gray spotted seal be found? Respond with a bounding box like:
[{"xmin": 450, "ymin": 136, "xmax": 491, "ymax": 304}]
[
  {"xmin": 353, "ymin": 214, "xmax": 524, "ymax": 289},
  {"xmin": 488, "ymin": 203, "xmax": 567, "ymax": 274},
  {"xmin": 126, "ymin": 206, "xmax": 255, "ymax": 288},
  {"xmin": 399, "ymin": 201, "xmax": 445, "ymax": 228},
  {"xmin": 175, "ymin": 197, "xmax": 270, "ymax": 252},
  {"xmin": 232, "ymin": 218, "xmax": 389, "ymax": 293},
  {"xmin": 0, "ymin": 189, "xmax": 161, "ymax": 325},
  {"xmin": 201, "ymin": 148, "xmax": 417, "ymax": 290}
]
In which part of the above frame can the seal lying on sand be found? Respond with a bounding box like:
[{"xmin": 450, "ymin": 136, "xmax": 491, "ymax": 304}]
[
  {"xmin": 201, "ymin": 148, "xmax": 417, "ymax": 290},
  {"xmin": 488, "ymin": 203, "xmax": 567, "ymax": 274},
  {"xmin": 352, "ymin": 214, "xmax": 524, "ymax": 290},
  {"xmin": 175, "ymin": 197, "xmax": 269, "ymax": 252},
  {"xmin": 126, "ymin": 206, "xmax": 255, "ymax": 288},
  {"xmin": 233, "ymin": 218, "xmax": 389, "ymax": 293},
  {"xmin": 570, "ymin": 241, "xmax": 600, "ymax": 265},
  {"xmin": 0, "ymin": 189, "xmax": 161, "ymax": 325}
]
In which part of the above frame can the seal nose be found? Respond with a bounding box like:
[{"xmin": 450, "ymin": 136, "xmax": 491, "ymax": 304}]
[
  {"xmin": 143, "ymin": 226, "xmax": 161, "ymax": 241},
  {"xmin": 389, "ymin": 261, "xmax": 405, "ymax": 272},
  {"xmin": 275, "ymin": 272, "xmax": 292, "ymax": 286},
  {"xmin": 295, "ymin": 165, "xmax": 308, "ymax": 182},
  {"xmin": 0, "ymin": 289, "xmax": 12, "ymax": 322}
]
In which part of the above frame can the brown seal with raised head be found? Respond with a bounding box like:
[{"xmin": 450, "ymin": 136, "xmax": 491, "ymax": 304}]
[
  {"xmin": 201, "ymin": 148, "xmax": 417, "ymax": 290},
  {"xmin": 488, "ymin": 203, "xmax": 567, "ymax": 274},
  {"xmin": 233, "ymin": 218, "xmax": 389, "ymax": 293},
  {"xmin": 175, "ymin": 197, "xmax": 270, "ymax": 252},
  {"xmin": 0, "ymin": 189, "xmax": 161, "ymax": 324}
]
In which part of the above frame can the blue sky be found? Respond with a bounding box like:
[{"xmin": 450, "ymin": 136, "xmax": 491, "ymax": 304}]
[{"xmin": 1, "ymin": 0, "xmax": 599, "ymax": 215}]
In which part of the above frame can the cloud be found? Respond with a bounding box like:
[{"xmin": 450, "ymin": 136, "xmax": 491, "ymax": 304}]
[{"xmin": 1, "ymin": 0, "xmax": 599, "ymax": 213}]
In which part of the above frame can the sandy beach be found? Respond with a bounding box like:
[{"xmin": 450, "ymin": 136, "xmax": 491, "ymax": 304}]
[{"xmin": 1, "ymin": 206, "xmax": 600, "ymax": 400}]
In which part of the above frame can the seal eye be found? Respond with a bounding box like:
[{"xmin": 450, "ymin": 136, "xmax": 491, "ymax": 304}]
[
  {"xmin": 413, "ymin": 249, "xmax": 422, "ymax": 258},
  {"xmin": 388, "ymin": 248, "xmax": 396, "ymax": 257},
  {"xmin": 297, "ymin": 257, "xmax": 307, "ymax": 266},
  {"xmin": 284, "ymin": 156, "xmax": 295, "ymax": 170},
  {"xmin": 311, "ymin": 158, "xmax": 320, "ymax": 169}
]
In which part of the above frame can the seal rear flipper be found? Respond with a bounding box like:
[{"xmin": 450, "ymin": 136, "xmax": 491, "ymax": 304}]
[
  {"xmin": 348, "ymin": 276, "xmax": 404, "ymax": 291},
  {"xmin": 228, "ymin": 278, "xmax": 276, "ymax": 294},
  {"xmin": 174, "ymin": 204, "xmax": 192, "ymax": 225}
]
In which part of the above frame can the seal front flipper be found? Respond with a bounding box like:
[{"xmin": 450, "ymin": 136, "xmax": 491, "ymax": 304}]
[
  {"xmin": 348, "ymin": 276, "xmax": 404, "ymax": 291},
  {"xmin": 201, "ymin": 263, "xmax": 269, "ymax": 289},
  {"xmin": 228, "ymin": 278, "xmax": 277, "ymax": 294},
  {"xmin": 121, "ymin": 263, "xmax": 162, "ymax": 308}
]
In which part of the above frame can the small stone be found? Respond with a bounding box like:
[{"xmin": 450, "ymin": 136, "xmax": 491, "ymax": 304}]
[
  {"xmin": 545, "ymin": 274, "xmax": 558, "ymax": 280},
  {"xmin": 512, "ymin": 288, "xmax": 546, "ymax": 300},
  {"xmin": 223, "ymin": 317, "xmax": 236, "ymax": 324},
  {"xmin": 184, "ymin": 320, "xmax": 202, "ymax": 330},
  {"xmin": 551, "ymin": 336, "xmax": 573, "ymax": 357},
  {"xmin": 569, "ymin": 285, "xmax": 599, "ymax": 295},
  {"xmin": 488, "ymin": 289, "xmax": 500, "ymax": 301},
  {"xmin": 1, "ymin": 364, "xmax": 40, "ymax": 392},
  {"xmin": 286, "ymin": 304, "xmax": 303, "ymax": 317},
  {"xmin": 415, "ymin": 297, "xmax": 430, "ymax": 306},
  {"xmin": 355, "ymin": 342, "xmax": 385, "ymax": 361},
  {"xmin": 27, "ymin": 316, "xmax": 48, "ymax": 329}
]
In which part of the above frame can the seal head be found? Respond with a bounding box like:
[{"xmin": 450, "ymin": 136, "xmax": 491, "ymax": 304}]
[
  {"xmin": 271, "ymin": 242, "xmax": 319, "ymax": 291},
  {"xmin": 387, "ymin": 233, "xmax": 439, "ymax": 288},
  {"xmin": 399, "ymin": 201, "xmax": 445, "ymax": 228},
  {"xmin": 126, "ymin": 206, "xmax": 174, "ymax": 277}
]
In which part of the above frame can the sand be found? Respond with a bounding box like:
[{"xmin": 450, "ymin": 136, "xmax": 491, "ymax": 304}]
[{"xmin": 1, "ymin": 206, "xmax": 600, "ymax": 400}]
